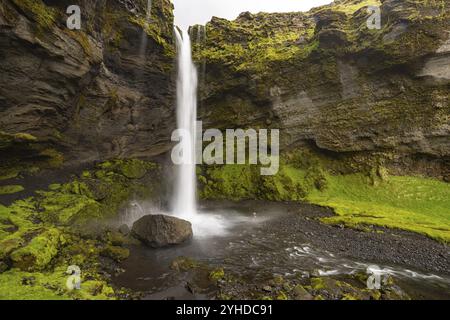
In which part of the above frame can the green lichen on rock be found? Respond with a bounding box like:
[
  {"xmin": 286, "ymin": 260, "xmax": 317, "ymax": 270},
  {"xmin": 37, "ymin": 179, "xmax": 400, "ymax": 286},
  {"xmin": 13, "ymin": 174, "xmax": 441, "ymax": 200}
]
[
  {"xmin": 194, "ymin": 12, "xmax": 318, "ymax": 73},
  {"xmin": 0, "ymin": 267, "xmax": 115, "ymax": 300},
  {"xmin": 0, "ymin": 159, "xmax": 160, "ymax": 299},
  {"xmin": 10, "ymin": 228, "xmax": 61, "ymax": 271},
  {"xmin": 209, "ymin": 268, "xmax": 225, "ymax": 282},
  {"xmin": 129, "ymin": 15, "xmax": 175, "ymax": 57},
  {"xmin": 213, "ymin": 271, "xmax": 395, "ymax": 300},
  {"xmin": 12, "ymin": 0, "xmax": 57, "ymax": 29},
  {"xmin": 100, "ymin": 244, "xmax": 130, "ymax": 262},
  {"xmin": 170, "ymin": 256, "xmax": 201, "ymax": 272},
  {"xmin": 0, "ymin": 185, "xmax": 24, "ymax": 195}
]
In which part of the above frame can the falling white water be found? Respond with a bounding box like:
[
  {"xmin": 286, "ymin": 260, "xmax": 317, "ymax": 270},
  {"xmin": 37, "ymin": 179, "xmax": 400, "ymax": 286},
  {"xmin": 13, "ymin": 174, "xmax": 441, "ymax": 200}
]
[
  {"xmin": 173, "ymin": 28, "xmax": 198, "ymax": 219},
  {"xmin": 138, "ymin": 0, "xmax": 152, "ymax": 58}
]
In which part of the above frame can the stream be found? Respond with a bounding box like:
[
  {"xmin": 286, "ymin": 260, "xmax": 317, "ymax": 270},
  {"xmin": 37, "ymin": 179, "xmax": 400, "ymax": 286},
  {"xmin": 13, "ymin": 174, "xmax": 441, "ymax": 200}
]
[{"xmin": 113, "ymin": 201, "xmax": 450, "ymax": 300}]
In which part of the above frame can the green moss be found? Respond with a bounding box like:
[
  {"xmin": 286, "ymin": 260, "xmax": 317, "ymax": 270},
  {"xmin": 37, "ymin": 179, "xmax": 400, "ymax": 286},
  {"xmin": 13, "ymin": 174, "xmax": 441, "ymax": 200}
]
[
  {"xmin": 48, "ymin": 184, "xmax": 61, "ymax": 191},
  {"xmin": 0, "ymin": 269, "xmax": 70, "ymax": 300},
  {"xmin": 197, "ymin": 16, "xmax": 318, "ymax": 73},
  {"xmin": 311, "ymin": 278, "xmax": 326, "ymax": 290},
  {"xmin": 0, "ymin": 159, "xmax": 160, "ymax": 299},
  {"xmin": 10, "ymin": 228, "xmax": 61, "ymax": 271},
  {"xmin": 0, "ymin": 237, "xmax": 24, "ymax": 260},
  {"xmin": 119, "ymin": 159, "xmax": 148, "ymax": 179},
  {"xmin": 39, "ymin": 149, "xmax": 64, "ymax": 168},
  {"xmin": 198, "ymin": 155, "xmax": 324, "ymax": 202},
  {"xmin": 171, "ymin": 256, "xmax": 201, "ymax": 272},
  {"xmin": 38, "ymin": 192, "xmax": 102, "ymax": 225},
  {"xmin": 74, "ymin": 280, "xmax": 115, "ymax": 300},
  {"xmin": 100, "ymin": 245, "xmax": 129, "ymax": 262},
  {"xmin": 199, "ymin": 165, "xmax": 260, "ymax": 201},
  {"xmin": 64, "ymin": 30, "xmax": 92, "ymax": 56},
  {"xmin": 0, "ymin": 267, "xmax": 115, "ymax": 300},
  {"xmin": 209, "ymin": 268, "xmax": 225, "ymax": 282},
  {"xmin": 308, "ymin": 174, "xmax": 450, "ymax": 243},
  {"xmin": 199, "ymin": 150, "xmax": 450, "ymax": 243},
  {"xmin": 329, "ymin": 0, "xmax": 381, "ymax": 15},
  {"xmin": 129, "ymin": 15, "xmax": 174, "ymax": 56},
  {"xmin": 276, "ymin": 291, "xmax": 288, "ymax": 300},
  {"xmin": 98, "ymin": 159, "xmax": 156, "ymax": 179},
  {"xmin": 0, "ymin": 169, "xmax": 20, "ymax": 181},
  {"xmin": 0, "ymin": 131, "xmax": 37, "ymax": 149},
  {"xmin": 0, "ymin": 185, "xmax": 24, "ymax": 195},
  {"xmin": 12, "ymin": 0, "xmax": 57, "ymax": 30}
]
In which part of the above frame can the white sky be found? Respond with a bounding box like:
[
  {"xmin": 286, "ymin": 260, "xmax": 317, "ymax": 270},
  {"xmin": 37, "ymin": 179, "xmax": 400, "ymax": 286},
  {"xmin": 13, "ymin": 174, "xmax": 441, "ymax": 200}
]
[{"xmin": 173, "ymin": 0, "xmax": 334, "ymax": 29}]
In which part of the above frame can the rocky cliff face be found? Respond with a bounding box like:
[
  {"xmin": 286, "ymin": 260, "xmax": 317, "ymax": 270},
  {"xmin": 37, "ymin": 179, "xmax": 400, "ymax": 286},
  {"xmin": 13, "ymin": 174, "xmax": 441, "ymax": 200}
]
[
  {"xmin": 194, "ymin": 0, "xmax": 450, "ymax": 179},
  {"xmin": 0, "ymin": 0, "xmax": 176, "ymax": 178}
]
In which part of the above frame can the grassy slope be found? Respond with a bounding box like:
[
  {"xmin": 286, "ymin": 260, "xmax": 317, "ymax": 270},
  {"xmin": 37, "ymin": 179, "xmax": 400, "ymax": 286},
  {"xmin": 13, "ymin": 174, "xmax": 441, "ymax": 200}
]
[
  {"xmin": 199, "ymin": 164, "xmax": 450, "ymax": 243},
  {"xmin": 307, "ymin": 174, "xmax": 450, "ymax": 243}
]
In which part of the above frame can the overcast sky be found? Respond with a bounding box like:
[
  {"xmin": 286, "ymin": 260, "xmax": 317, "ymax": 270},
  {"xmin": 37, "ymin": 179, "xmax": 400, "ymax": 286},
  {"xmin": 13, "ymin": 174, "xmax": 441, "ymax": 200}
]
[{"xmin": 173, "ymin": 0, "xmax": 334, "ymax": 29}]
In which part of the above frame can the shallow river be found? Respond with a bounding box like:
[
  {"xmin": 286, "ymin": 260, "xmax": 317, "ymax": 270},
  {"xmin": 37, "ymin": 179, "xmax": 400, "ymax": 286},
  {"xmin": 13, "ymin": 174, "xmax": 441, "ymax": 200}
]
[{"xmin": 113, "ymin": 201, "xmax": 450, "ymax": 300}]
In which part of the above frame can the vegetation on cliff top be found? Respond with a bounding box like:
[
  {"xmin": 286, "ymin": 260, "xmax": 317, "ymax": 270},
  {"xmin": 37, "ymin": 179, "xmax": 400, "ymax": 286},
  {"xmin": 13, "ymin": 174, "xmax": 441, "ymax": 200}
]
[{"xmin": 194, "ymin": 0, "xmax": 448, "ymax": 73}]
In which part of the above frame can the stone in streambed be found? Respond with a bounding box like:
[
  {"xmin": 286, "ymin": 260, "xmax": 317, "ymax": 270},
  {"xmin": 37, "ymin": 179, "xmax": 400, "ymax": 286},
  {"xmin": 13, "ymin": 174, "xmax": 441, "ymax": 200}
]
[
  {"xmin": 131, "ymin": 215, "xmax": 193, "ymax": 248},
  {"xmin": 118, "ymin": 224, "xmax": 130, "ymax": 236}
]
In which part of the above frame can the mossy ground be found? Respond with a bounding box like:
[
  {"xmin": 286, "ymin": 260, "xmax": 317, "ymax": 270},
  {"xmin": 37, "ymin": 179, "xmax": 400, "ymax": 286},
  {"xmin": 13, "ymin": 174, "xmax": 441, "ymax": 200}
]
[
  {"xmin": 0, "ymin": 159, "xmax": 160, "ymax": 300},
  {"xmin": 308, "ymin": 174, "xmax": 450, "ymax": 243},
  {"xmin": 198, "ymin": 152, "xmax": 450, "ymax": 243}
]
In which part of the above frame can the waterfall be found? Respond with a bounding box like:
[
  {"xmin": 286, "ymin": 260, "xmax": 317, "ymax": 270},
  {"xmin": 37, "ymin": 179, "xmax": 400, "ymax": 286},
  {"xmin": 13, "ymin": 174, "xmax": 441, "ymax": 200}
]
[
  {"xmin": 138, "ymin": 1, "xmax": 152, "ymax": 64},
  {"xmin": 173, "ymin": 28, "xmax": 198, "ymax": 219}
]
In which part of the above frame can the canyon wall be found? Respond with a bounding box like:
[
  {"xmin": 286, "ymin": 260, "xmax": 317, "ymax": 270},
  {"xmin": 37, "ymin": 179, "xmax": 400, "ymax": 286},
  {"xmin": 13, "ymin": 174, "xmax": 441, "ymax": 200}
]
[
  {"xmin": 0, "ymin": 0, "xmax": 176, "ymax": 178},
  {"xmin": 193, "ymin": 0, "xmax": 450, "ymax": 180}
]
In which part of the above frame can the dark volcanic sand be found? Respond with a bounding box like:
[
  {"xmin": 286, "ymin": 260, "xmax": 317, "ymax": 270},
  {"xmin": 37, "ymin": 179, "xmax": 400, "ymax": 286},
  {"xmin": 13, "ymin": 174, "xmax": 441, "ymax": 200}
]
[{"xmin": 212, "ymin": 200, "xmax": 449, "ymax": 275}]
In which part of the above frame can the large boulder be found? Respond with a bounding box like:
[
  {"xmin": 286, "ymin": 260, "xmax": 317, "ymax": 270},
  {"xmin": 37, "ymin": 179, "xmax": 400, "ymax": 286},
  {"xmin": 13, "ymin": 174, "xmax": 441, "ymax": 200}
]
[{"xmin": 131, "ymin": 215, "xmax": 193, "ymax": 248}]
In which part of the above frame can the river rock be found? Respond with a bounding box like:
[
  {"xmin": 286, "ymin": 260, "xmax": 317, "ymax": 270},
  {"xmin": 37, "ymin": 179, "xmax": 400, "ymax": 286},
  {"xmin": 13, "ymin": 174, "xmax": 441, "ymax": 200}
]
[
  {"xmin": 118, "ymin": 224, "xmax": 130, "ymax": 236},
  {"xmin": 131, "ymin": 215, "xmax": 193, "ymax": 248}
]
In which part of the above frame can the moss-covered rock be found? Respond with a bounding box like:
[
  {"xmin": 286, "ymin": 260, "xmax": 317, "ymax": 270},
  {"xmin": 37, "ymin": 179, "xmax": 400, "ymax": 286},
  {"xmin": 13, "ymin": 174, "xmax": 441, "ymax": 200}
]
[
  {"xmin": 10, "ymin": 228, "xmax": 61, "ymax": 271},
  {"xmin": 196, "ymin": 0, "xmax": 450, "ymax": 183},
  {"xmin": 0, "ymin": 185, "xmax": 24, "ymax": 195},
  {"xmin": 100, "ymin": 245, "xmax": 130, "ymax": 262},
  {"xmin": 0, "ymin": 159, "xmax": 160, "ymax": 299}
]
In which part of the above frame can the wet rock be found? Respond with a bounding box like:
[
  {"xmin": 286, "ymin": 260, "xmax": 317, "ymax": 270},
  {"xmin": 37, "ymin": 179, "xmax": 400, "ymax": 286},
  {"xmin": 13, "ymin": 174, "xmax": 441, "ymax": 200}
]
[
  {"xmin": 382, "ymin": 285, "xmax": 410, "ymax": 300},
  {"xmin": 100, "ymin": 245, "xmax": 130, "ymax": 262},
  {"xmin": 293, "ymin": 285, "xmax": 314, "ymax": 300},
  {"xmin": 131, "ymin": 215, "xmax": 193, "ymax": 248},
  {"xmin": 119, "ymin": 224, "xmax": 130, "ymax": 236},
  {"xmin": 262, "ymin": 286, "xmax": 272, "ymax": 292},
  {"xmin": 171, "ymin": 256, "xmax": 200, "ymax": 272}
]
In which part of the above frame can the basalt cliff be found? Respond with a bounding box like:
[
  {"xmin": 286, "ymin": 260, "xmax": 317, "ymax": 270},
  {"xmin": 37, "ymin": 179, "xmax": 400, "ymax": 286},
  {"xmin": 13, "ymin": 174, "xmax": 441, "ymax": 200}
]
[{"xmin": 193, "ymin": 0, "xmax": 449, "ymax": 180}]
